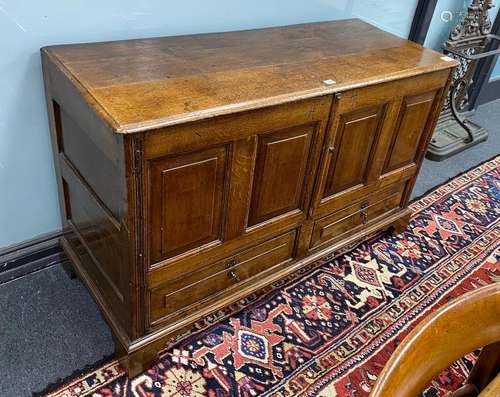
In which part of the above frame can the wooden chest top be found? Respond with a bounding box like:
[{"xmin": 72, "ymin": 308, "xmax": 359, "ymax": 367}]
[{"xmin": 42, "ymin": 19, "xmax": 454, "ymax": 133}]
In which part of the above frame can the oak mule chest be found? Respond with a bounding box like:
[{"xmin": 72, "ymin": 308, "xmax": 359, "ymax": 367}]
[{"xmin": 41, "ymin": 19, "xmax": 456, "ymax": 375}]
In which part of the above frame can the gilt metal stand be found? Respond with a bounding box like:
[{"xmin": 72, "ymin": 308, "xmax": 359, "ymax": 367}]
[{"xmin": 427, "ymin": 0, "xmax": 500, "ymax": 161}]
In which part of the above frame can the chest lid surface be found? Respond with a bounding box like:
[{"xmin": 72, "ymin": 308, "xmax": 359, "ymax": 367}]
[{"xmin": 42, "ymin": 19, "xmax": 455, "ymax": 134}]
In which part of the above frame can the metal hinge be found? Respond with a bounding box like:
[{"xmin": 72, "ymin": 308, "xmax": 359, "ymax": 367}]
[
  {"xmin": 308, "ymin": 205, "xmax": 315, "ymax": 218},
  {"xmin": 133, "ymin": 148, "xmax": 141, "ymax": 176}
]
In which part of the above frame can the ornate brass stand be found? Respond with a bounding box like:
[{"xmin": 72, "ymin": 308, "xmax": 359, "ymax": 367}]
[{"xmin": 427, "ymin": 0, "xmax": 500, "ymax": 161}]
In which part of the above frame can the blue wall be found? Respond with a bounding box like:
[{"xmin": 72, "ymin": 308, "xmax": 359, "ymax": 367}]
[
  {"xmin": 424, "ymin": 0, "xmax": 500, "ymax": 80},
  {"xmin": 424, "ymin": 0, "xmax": 469, "ymax": 50},
  {"xmin": 0, "ymin": 0, "xmax": 419, "ymax": 248},
  {"xmin": 490, "ymin": 58, "xmax": 500, "ymax": 80}
]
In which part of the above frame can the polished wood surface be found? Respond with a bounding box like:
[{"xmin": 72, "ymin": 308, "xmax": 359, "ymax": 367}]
[
  {"xmin": 479, "ymin": 372, "xmax": 500, "ymax": 397},
  {"xmin": 370, "ymin": 284, "xmax": 500, "ymax": 397},
  {"xmin": 41, "ymin": 20, "xmax": 456, "ymax": 375},
  {"xmin": 149, "ymin": 146, "xmax": 227, "ymax": 262},
  {"xmin": 149, "ymin": 231, "xmax": 296, "ymax": 327},
  {"xmin": 42, "ymin": 19, "xmax": 455, "ymax": 133}
]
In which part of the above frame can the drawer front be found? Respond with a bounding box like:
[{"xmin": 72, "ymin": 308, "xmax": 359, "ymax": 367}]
[
  {"xmin": 310, "ymin": 183, "xmax": 405, "ymax": 249},
  {"xmin": 149, "ymin": 230, "xmax": 296, "ymax": 325}
]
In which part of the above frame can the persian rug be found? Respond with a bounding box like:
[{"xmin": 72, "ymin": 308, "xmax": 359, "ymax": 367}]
[{"xmin": 42, "ymin": 156, "xmax": 500, "ymax": 397}]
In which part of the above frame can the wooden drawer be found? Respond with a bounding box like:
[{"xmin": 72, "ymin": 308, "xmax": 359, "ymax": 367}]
[
  {"xmin": 149, "ymin": 230, "xmax": 296, "ymax": 325},
  {"xmin": 310, "ymin": 183, "xmax": 405, "ymax": 249}
]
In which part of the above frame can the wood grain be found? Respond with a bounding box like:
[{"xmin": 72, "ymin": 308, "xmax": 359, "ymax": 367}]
[
  {"xmin": 371, "ymin": 284, "xmax": 500, "ymax": 397},
  {"xmin": 42, "ymin": 19, "xmax": 456, "ymax": 133}
]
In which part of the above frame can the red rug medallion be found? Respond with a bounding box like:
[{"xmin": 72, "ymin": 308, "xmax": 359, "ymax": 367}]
[{"xmin": 43, "ymin": 157, "xmax": 500, "ymax": 397}]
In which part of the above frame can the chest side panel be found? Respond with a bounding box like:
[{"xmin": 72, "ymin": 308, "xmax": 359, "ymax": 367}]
[{"xmin": 42, "ymin": 54, "xmax": 137, "ymax": 338}]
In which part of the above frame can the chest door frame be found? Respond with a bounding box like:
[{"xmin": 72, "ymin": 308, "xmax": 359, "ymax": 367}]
[
  {"xmin": 142, "ymin": 96, "xmax": 332, "ymax": 270},
  {"xmin": 311, "ymin": 71, "xmax": 449, "ymax": 219}
]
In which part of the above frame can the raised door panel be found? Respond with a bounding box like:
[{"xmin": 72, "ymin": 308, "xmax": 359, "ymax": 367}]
[
  {"xmin": 382, "ymin": 91, "xmax": 437, "ymax": 174},
  {"xmin": 323, "ymin": 106, "xmax": 385, "ymax": 198},
  {"xmin": 149, "ymin": 146, "xmax": 227, "ymax": 263},
  {"xmin": 247, "ymin": 125, "xmax": 314, "ymax": 227}
]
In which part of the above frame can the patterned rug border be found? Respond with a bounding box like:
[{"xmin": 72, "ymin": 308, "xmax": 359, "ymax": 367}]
[
  {"xmin": 36, "ymin": 154, "xmax": 500, "ymax": 397},
  {"xmin": 409, "ymin": 155, "xmax": 500, "ymax": 211},
  {"xmin": 262, "ymin": 221, "xmax": 500, "ymax": 396},
  {"xmin": 299, "ymin": 236, "xmax": 499, "ymax": 397},
  {"xmin": 32, "ymin": 354, "xmax": 117, "ymax": 397}
]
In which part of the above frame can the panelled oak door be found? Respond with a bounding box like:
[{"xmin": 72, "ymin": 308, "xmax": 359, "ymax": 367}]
[
  {"xmin": 381, "ymin": 91, "xmax": 437, "ymax": 175},
  {"xmin": 322, "ymin": 105, "xmax": 386, "ymax": 199},
  {"xmin": 146, "ymin": 96, "xmax": 332, "ymax": 268},
  {"xmin": 312, "ymin": 76, "xmax": 441, "ymax": 218}
]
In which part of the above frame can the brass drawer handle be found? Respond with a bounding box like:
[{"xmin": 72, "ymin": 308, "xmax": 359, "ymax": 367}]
[
  {"xmin": 228, "ymin": 270, "xmax": 241, "ymax": 282},
  {"xmin": 226, "ymin": 258, "xmax": 240, "ymax": 282},
  {"xmin": 360, "ymin": 209, "xmax": 368, "ymax": 224}
]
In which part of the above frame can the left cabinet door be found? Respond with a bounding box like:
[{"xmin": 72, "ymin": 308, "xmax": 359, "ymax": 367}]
[
  {"xmin": 149, "ymin": 146, "xmax": 228, "ymax": 263},
  {"xmin": 143, "ymin": 96, "xmax": 333, "ymax": 270}
]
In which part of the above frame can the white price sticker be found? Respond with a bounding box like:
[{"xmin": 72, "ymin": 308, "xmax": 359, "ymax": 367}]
[{"xmin": 440, "ymin": 56, "xmax": 454, "ymax": 62}]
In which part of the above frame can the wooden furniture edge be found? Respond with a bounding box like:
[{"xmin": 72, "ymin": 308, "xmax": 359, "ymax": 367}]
[
  {"xmin": 42, "ymin": 49, "xmax": 458, "ymax": 135},
  {"xmin": 370, "ymin": 283, "xmax": 500, "ymax": 397},
  {"xmin": 116, "ymin": 66, "xmax": 457, "ymax": 134},
  {"xmin": 41, "ymin": 49, "xmax": 123, "ymax": 132}
]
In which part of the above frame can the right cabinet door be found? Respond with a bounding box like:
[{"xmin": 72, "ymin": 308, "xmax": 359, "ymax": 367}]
[
  {"xmin": 380, "ymin": 90, "xmax": 437, "ymax": 175},
  {"xmin": 312, "ymin": 71, "xmax": 449, "ymax": 218}
]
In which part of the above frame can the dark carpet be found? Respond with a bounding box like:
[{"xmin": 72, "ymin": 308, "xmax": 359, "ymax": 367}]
[{"xmin": 412, "ymin": 99, "xmax": 500, "ymax": 199}]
